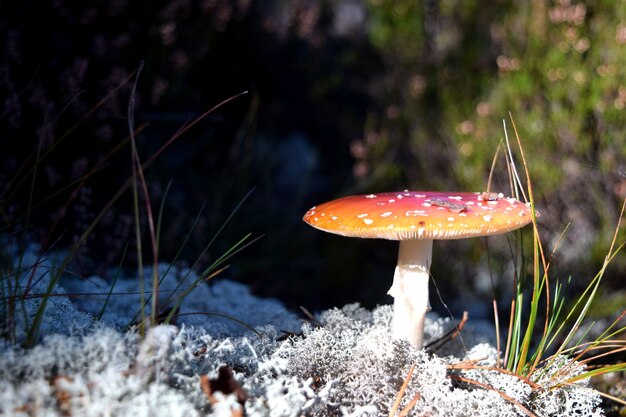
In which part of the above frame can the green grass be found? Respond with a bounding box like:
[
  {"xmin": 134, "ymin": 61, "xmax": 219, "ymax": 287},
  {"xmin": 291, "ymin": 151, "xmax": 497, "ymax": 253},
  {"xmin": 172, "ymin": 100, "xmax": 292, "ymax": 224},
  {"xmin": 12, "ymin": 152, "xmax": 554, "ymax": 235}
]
[{"xmin": 498, "ymin": 116, "xmax": 626, "ymax": 408}]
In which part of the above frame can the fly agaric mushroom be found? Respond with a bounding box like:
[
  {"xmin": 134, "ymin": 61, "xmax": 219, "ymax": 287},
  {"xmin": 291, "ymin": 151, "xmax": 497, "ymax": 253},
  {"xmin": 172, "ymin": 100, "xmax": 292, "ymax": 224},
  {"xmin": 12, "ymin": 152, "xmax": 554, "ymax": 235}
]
[{"xmin": 303, "ymin": 191, "xmax": 535, "ymax": 349}]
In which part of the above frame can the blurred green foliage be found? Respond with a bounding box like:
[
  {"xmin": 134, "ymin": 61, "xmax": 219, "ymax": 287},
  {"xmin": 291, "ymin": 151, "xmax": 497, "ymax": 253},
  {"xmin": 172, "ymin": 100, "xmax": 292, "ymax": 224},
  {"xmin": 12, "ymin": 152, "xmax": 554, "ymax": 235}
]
[{"xmin": 359, "ymin": 0, "xmax": 626, "ymax": 290}]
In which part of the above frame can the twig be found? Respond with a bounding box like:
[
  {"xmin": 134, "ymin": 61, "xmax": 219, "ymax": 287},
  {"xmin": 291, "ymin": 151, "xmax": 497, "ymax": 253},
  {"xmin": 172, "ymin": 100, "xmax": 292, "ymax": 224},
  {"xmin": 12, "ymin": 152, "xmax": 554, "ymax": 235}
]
[
  {"xmin": 299, "ymin": 306, "xmax": 323, "ymax": 327},
  {"xmin": 447, "ymin": 363, "xmax": 541, "ymax": 390},
  {"xmin": 388, "ymin": 364, "xmax": 418, "ymax": 417},
  {"xmin": 425, "ymin": 311, "xmax": 469, "ymax": 353},
  {"xmin": 449, "ymin": 374, "xmax": 538, "ymax": 417},
  {"xmin": 398, "ymin": 390, "xmax": 421, "ymax": 417}
]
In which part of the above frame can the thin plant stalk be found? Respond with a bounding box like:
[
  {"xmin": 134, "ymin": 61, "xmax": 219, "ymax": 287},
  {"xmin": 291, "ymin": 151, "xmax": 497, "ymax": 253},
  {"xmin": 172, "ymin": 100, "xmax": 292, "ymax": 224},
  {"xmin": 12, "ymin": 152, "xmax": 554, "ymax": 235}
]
[
  {"xmin": 484, "ymin": 143, "xmax": 504, "ymax": 366},
  {"xmin": 486, "ymin": 142, "xmax": 501, "ymax": 193},
  {"xmin": 95, "ymin": 241, "xmax": 129, "ymax": 323},
  {"xmin": 128, "ymin": 63, "xmax": 147, "ymax": 334},
  {"xmin": 127, "ymin": 61, "xmax": 161, "ymax": 330}
]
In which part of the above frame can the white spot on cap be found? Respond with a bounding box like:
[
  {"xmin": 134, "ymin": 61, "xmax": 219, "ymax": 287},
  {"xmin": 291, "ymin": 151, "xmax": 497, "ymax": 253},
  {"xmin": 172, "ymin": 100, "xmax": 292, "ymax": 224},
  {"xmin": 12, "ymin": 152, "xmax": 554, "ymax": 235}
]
[
  {"xmin": 363, "ymin": 218, "xmax": 374, "ymax": 225},
  {"xmin": 422, "ymin": 203, "xmax": 432, "ymax": 207},
  {"xmin": 415, "ymin": 194, "xmax": 426, "ymax": 198},
  {"xmin": 389, "ymin": 199, "xmax": 396, "ymax": 203},
  {"xmin": 331, "ymin": 216, "xmax": 338, "ymax": 220},
  {"xmin": 449, "ymin": 196, "xmax": 462, "ymax": 200},
  {"xmin": 447, "ymin": 217, "xmax": 455, "ymax": 222},
  {"xmin": 397, "ymin": 194, "xmax": 404, "ymax": 199},
  {"xmin": 405, "ymin": 210, "xmax": 427, "ymax": 216},
  {"xmin": 357, "ymin": 213, "xmax": 368, "ymax": 218},
  {"xmin": 365, "ymin": 194, "xmax": 377, "ymax": 199},
  {"xmin": 483, "ymin": 215, "xmax": 492, "ymax": 222},
  {"xmin": 380, "ymin": 212, "xmax": 392, "ymax": 217}
]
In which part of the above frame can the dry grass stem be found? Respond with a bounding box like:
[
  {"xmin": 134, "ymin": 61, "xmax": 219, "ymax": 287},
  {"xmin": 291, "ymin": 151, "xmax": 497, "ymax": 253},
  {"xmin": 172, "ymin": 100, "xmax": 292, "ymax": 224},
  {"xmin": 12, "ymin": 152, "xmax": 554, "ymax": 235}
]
[
  {"xmin": 425, "ymin": 311, "xmax": 469, "ymax": 353},
  {"xmin": 449, "ymin": 374, "xmax": 537, "ymax": 417},
  {"xmin": 388, "ymin": 363, "xmax": 416, "ymax": 417}
]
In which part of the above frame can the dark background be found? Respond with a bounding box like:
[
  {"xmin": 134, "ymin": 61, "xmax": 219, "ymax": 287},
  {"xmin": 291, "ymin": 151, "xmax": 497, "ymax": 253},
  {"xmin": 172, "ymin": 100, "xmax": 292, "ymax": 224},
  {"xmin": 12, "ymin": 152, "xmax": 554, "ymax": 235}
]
[{"xmin": 1, "ymin": 0, "xmax": 625, "ymax": 320}]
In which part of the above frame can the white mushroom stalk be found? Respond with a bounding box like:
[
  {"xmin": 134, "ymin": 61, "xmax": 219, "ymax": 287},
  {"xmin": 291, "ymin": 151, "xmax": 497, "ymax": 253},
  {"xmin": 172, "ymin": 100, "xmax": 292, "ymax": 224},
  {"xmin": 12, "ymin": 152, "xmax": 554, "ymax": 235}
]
[{"xmin": 387, "ymin": 239, "xmax": 433, "ymax": 349}]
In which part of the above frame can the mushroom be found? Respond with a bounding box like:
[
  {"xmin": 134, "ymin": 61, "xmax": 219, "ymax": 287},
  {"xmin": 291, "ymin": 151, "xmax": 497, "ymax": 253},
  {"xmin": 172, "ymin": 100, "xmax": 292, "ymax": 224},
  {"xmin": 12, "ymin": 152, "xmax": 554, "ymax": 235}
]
[{"xmin": 303, "ymin": 191, "xmax": 535, "ymax": 349}]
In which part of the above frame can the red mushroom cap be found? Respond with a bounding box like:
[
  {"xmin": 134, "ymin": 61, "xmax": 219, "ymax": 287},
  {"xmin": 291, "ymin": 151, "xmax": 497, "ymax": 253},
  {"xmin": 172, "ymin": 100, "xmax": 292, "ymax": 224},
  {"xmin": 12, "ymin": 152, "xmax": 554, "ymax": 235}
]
[{"xmin": 303, "ymin": 191, "xmax": 535, "ymax": 240}]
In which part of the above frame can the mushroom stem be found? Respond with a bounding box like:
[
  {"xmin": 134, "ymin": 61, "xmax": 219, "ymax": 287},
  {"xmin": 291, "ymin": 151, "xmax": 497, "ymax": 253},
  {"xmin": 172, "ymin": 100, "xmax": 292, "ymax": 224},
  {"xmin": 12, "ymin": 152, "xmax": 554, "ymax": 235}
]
[{"xmin": 387, "ymin": 239, "xmax": 433, "ymax": 349}]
